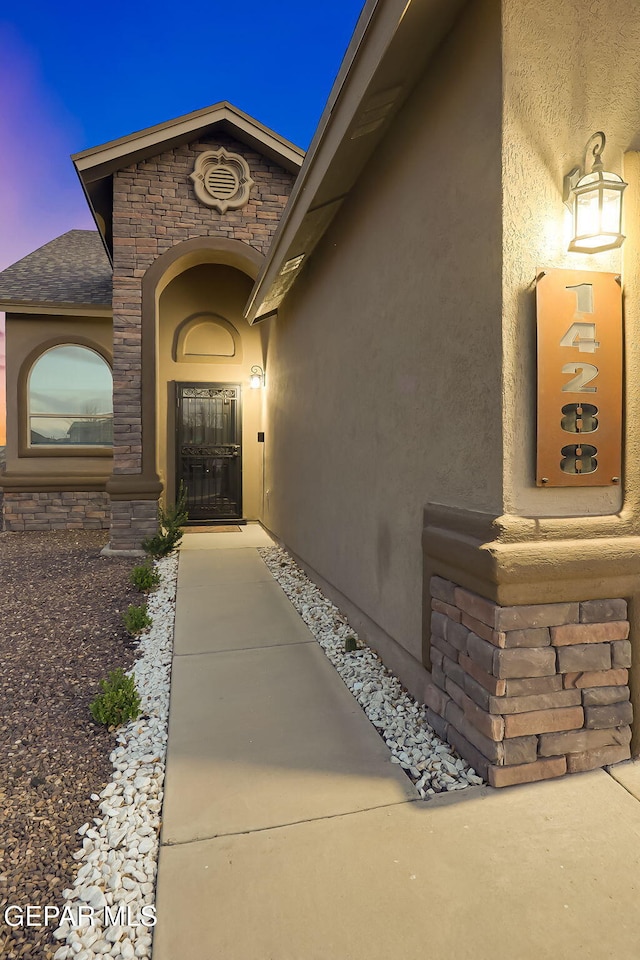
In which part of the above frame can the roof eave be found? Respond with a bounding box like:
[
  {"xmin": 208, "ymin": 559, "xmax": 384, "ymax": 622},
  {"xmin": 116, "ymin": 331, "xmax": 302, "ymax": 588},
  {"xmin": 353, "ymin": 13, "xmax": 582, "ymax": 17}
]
[
  {"xmin": 73, "ymin": 101, "xmax": 304, "ymax": 181},
  {"xmin": 245, "ymin": 0, "xmax": 467, "ymax": 323},
  {"xmin": 73, "ymin": 101, "xmax": 305, "ymax": 259},
  {"xmin": 0, "ymin": 300, "xmax": 112, "ymax": 317}
]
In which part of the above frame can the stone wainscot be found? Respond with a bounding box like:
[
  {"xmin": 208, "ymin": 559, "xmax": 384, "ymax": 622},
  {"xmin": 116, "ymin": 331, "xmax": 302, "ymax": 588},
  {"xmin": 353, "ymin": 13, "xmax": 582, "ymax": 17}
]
[{"xmin": 425, "ymin": 576, "xmax": 632, "ymax": 787}]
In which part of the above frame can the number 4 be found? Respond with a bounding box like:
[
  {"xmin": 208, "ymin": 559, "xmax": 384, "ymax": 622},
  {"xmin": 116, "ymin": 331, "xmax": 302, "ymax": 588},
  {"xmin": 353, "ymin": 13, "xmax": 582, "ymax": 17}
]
[{"xmin": 559, "ymin": 322, "xmax": 600, "ymax": 353}]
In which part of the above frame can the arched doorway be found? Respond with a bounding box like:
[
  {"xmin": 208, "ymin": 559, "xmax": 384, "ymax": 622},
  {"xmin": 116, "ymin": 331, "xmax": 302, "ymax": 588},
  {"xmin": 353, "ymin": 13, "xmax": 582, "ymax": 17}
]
[
  {"xmin": 140, "ymin": 238, "xmax": 267, "ymax": 523},
  {"xmin": 158, "ymin": 263, "xmax": 266, "ymax": 521}
]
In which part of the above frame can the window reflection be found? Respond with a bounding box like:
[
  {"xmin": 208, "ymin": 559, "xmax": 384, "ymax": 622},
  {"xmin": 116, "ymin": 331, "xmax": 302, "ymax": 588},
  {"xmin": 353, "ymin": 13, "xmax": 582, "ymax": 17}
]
[{"xmin": 29, "ymin": 345, "xmax": 113, "ymax": 446}]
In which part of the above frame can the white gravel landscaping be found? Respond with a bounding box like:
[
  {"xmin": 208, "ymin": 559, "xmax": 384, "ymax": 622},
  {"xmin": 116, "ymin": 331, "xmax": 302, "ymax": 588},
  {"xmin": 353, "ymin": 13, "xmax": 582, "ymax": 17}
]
[
  {"xmin": 259, "ymin": 546, "xmax": 485, "ymax": 797},
  {"xmin": 48, "ymin": 536, "xmax": 482, "ymax": 960},
  {"xmin": 51, "ymin": 554, "xmax": 178, "ymax": 960}
]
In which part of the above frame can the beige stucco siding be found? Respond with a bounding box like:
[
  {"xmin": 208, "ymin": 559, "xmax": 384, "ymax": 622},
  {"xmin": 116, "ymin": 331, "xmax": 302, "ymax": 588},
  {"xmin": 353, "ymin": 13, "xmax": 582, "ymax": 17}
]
[
  {"xmin": 157, "ymin": 264, "xmax": 266, "ymax": 515},
  {"xmin": 4, "ymin": 313, "xmax": 113, "ymax": 481},
  {"xmin": 501, "ymin": 0, "xmax": 640, "ymax": 517},
  {"xmin": 264, "ymin": 0, "xmax": 503, "ymax": 664}
]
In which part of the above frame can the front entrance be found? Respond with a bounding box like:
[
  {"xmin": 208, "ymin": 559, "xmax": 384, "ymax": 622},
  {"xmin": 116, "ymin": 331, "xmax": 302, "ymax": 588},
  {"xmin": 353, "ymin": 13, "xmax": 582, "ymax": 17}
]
[{"xmin": 176, "ymin": 382, "xmax": 243, "ymax": 522}]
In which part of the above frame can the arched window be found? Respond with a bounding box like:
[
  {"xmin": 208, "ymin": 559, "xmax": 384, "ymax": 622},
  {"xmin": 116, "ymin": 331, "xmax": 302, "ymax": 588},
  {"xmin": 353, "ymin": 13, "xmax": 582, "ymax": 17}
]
[{"xmin": 28, "ymin": 345, "xmax": 113, "ymax": 446}]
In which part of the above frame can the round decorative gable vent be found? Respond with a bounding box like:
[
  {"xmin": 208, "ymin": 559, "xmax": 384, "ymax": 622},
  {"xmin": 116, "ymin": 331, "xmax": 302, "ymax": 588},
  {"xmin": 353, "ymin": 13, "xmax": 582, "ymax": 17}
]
[{"xmin": 190, "ymin": 148, "xmax": 254, "ymax": 213}]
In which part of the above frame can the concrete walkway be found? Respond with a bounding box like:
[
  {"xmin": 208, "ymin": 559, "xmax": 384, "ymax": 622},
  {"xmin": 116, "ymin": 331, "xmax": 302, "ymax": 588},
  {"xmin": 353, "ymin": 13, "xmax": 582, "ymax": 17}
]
[{"xmin": 153, "ymin": 524, "xmax": 640, "ymax": 960}]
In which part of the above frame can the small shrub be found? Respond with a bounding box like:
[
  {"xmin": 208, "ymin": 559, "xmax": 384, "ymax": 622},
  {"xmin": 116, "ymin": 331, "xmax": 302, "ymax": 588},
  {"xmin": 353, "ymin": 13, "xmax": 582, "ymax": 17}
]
[
  {"xmin": 142, "ymin": 482, "xmax": 188, "ymax": 558},
  {"xmin": 123, "ymin": 603, "xmax": 152, "ymax": 636},
  {"xmin": 130, "ymin": 562, "xmax": 160, "ymax": 593},
  {"xmin": 90, "ymin": 668, "xmax": 141, "ymax": 727},
  {"xmin": 344, "ymin": 635, "xmax": 359, "ymax": 653}
]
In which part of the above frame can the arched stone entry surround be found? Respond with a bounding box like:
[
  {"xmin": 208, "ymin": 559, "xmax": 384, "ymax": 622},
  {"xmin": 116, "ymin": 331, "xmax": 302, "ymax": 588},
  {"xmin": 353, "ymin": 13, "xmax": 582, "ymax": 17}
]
[{"xmin": 106, "ymin": 237, "xmax": 265, "ymax": 550}]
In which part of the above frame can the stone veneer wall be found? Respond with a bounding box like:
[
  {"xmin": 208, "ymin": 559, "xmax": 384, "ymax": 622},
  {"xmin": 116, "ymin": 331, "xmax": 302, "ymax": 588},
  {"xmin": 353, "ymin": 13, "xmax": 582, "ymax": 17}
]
[
  {"xmin": 426, "ymin": 576, "xmax": 633, "ymax": 787},
  {"xmin": 109, "ymin": 501, "xmax": 158, "ymax": 552},
  {"xmin": 109, "ymin": 132, "xmax": 296, "ymax": 549},
  {"xmin": 3, "ymin": 492, "xmax": 110, "ymax": 531}
]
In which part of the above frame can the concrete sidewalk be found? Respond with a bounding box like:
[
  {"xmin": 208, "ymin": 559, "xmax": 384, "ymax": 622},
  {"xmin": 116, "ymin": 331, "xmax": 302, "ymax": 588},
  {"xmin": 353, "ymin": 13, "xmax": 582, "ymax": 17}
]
[{"xmin": 153, "ymin": 524, "xmax": 640, "ymax": 960}]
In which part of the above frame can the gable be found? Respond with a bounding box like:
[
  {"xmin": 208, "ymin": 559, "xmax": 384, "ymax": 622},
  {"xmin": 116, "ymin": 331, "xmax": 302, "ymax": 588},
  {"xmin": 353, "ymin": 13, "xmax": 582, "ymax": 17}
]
[
  {"xmin": 111, "ymin": 131, "xmax": 298, "ymax": 274},
  {"xmin": 73, "ymin": 102, "xmax": 304, "ymax": 260}
]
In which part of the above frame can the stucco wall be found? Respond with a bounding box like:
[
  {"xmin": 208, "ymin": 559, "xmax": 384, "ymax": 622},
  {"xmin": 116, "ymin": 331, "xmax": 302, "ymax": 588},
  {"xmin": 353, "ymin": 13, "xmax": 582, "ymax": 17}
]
[
  {"xmin": 3, "ymin": 313, "xmax": 113, "ymax": 484},
  {"xmin": 157, "ymin": 263, "xmax": 266, "ymax": 515},
  {"xmin": 264, "ymin": 0, "xmax": 503, "ymax": 669},
  {"xmin": 501, "ymin": 0, "xmax": 640, "ymax": 517}
]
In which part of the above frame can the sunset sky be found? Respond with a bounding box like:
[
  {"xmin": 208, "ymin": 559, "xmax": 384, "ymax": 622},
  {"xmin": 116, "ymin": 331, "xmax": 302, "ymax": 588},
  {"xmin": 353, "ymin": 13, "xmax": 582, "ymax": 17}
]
[{"xmin": 0, "ymin": 0, "xmax": 364, "ymax": 445}]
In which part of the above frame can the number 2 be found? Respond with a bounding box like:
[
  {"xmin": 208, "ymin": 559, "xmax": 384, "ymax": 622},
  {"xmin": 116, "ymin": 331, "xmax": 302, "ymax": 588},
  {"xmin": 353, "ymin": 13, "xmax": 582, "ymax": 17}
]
[{"xmin": 561, "ymin": 363, "xmax": 598, "ymax": 393}]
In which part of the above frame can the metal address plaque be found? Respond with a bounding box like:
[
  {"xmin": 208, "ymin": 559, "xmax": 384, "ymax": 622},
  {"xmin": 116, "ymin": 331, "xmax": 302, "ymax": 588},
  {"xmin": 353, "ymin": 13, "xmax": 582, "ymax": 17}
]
[{"xmin": 536, "ymin": 268, "xmax": 622, "ymax": 487}]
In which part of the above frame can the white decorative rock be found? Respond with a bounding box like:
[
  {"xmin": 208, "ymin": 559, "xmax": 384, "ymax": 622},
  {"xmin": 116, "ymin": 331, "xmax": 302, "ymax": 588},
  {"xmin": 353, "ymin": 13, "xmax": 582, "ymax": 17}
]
[
  {"xmin": 259, "ymin": 546, "xmax": 485, "ymax": 798},
  {"xmin": 51, "ymin": 556, "xmax": 178, "ymax": 960},
  {"xmin": 120, "ymin": 939, "xmax": 135, "ymax": 959}
]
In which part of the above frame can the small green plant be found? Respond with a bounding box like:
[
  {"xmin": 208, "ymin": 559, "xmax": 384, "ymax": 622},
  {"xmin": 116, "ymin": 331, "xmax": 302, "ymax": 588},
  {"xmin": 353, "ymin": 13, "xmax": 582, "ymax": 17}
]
[
  {"xmin": 142, "ymin": 482, "xmax": 188, "ymax": 558},
  {"xmin": 123, "ymin": 603, "xmax": 153, "ymax": 636},
  {"xmin": 344, "ymin": 635, "xmax": 359, "ymax": 653},
  {"xmin": 130, "ymin": 561, "xmax": 161, "ymax": 593},
  {"xmin": 90, "ymin": 668, "xmax": 141, "ymax": 727}
]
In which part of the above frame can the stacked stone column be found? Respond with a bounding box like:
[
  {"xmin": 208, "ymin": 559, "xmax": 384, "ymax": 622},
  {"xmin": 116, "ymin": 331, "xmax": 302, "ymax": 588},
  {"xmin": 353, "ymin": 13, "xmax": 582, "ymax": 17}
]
[
  {"xmin": 425, "ymin": 576, "xmax": 632, "ymax": 787},
  {"xmin": 107, "ymin": 133, "xmax": 296, "ymax": 550}
]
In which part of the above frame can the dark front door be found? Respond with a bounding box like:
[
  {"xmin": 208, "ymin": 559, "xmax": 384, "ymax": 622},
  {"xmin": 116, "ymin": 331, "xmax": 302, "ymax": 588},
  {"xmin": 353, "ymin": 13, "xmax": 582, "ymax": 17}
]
[{"xmin": 176, "ymin": 383, "xmax": 242, "ymax": 522}]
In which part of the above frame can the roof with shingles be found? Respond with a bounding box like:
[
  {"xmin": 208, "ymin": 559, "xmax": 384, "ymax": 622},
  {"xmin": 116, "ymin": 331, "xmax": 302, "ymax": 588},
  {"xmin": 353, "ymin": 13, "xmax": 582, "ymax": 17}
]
[{"xmin": 0, "ymin": 230, "xmax": 112, "ymax": 308}]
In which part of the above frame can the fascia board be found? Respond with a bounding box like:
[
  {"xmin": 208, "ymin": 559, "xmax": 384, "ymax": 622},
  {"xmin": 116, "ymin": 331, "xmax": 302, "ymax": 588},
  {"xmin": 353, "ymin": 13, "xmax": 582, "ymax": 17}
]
[
  {"xmin": 73, "ymin": 103, "xmax": 304, "ymax": 181},
  {"xmin": 1, "ymin": 302, "xmax": 112, "ymax": 317}
]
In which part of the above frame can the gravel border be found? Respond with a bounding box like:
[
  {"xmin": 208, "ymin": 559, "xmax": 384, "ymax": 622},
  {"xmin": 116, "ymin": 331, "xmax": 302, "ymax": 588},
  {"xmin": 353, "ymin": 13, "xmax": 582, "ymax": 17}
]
[
  {"xmin": 50, "ymin": 554, "xmax": 178, "ymax": 960},
  {"xmin": 0, "ymin": 531, "xmax": 141, "ymax": 960},
  {"xmin": 259, "ymin": 546, "xmax": 485, "ymax": 796},
  {"xmin": 1, "ymin": 533, "xmax": 482, "ymax": 960}
]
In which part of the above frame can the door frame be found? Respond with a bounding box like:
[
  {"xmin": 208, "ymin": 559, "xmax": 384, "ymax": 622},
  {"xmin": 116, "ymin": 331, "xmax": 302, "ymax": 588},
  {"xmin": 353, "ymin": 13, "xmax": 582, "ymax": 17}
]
[{"xmin": 174, "ymin": 381, "xmax": 244, "ymax": 525}]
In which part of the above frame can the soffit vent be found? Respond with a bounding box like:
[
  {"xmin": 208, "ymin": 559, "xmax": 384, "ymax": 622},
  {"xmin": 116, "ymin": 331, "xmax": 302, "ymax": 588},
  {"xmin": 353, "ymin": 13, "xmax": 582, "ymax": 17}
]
[
  {"xmin": 190, "ymin": 147, "xmax": 255, "ymax": 213},
  {"xmin": 281, "ymin": 254, "xmax": 305, "ymax": 275},
  {"xmin": 349, "ymin": 85, "xmax": 403, "ymax": 140}
]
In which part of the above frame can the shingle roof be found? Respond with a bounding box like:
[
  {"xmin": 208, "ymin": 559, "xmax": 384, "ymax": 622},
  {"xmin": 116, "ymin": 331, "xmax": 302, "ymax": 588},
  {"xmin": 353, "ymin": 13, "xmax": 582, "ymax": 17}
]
[{"xmin": 0, "ymin": 230, "xmax": 112, "ymax": 308}]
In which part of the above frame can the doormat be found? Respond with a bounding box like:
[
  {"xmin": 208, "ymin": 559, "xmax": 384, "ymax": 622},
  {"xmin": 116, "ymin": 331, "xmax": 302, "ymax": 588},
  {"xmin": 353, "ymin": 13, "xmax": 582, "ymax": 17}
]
[{"xmin": 183, "ymin": 525, "xmax": 242, "ymax": 533}]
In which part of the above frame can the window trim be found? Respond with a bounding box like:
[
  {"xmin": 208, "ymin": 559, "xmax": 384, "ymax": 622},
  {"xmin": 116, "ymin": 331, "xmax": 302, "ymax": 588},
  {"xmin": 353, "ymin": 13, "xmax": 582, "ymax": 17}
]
[{"xmin": 19, "ymin": 337, "xmax": 114, "ymax": 458}]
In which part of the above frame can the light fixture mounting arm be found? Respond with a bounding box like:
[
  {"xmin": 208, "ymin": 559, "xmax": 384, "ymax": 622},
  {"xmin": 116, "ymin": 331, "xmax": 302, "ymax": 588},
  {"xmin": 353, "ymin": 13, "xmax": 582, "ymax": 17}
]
[
  {"xmin": 583, "ymin": 131, "xmax": 606, "ymax": 173},
  {"xmin": 563, "ymin": 132, "xmax": 607, "ymax": 209}
]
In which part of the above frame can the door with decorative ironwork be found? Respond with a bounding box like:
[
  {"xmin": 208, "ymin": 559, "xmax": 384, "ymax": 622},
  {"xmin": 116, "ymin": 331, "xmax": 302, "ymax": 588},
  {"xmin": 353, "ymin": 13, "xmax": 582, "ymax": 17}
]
[{"xmin": 176, "ymin": 383, "xmax": 242, "ymax": 522}]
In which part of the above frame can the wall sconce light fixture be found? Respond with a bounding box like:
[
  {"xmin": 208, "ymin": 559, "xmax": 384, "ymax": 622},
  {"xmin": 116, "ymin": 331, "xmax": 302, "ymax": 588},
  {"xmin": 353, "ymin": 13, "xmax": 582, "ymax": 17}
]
[
  {"xmin": 249, "ymin": 365, "xmax": 265, "ymax": 389},
  {"xmin": 563, "ymin": 131, "xmax": 627, "ymax": 253}
]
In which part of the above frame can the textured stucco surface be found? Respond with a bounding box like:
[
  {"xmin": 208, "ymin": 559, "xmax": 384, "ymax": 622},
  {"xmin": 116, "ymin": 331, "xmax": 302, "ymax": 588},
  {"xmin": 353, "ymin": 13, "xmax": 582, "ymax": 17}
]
[
  {"xmin": 3, "ymin": 314, "xmax": 113, "ymax": 483},
  {"xmin": 157, "ymin": 264, "xmax": 267, "ymax": 515},
  {"xmin": 501, "ymin": 0, "xmax": 640, "ymax": 517},
  {"xmin": 264, "ymin": 0, "xmax": 503, "ymax": 667}
]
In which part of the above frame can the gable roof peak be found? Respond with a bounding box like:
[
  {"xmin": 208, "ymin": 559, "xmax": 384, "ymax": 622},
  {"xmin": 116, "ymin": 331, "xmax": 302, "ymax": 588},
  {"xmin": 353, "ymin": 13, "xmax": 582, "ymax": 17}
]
[
  {"xmin": 73, "ymin": 101, "xmax": 304, "ymax": 178},
  {"xmin": 73, "ymin": 101, "xmax": 305, "ymax": 263}
]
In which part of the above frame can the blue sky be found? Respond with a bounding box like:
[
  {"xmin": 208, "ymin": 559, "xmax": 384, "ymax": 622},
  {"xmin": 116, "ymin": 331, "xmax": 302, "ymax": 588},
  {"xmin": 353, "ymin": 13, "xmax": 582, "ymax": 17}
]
[
  {"xmin": 0, "ymin": 0, "xmax": 365, "ymax": 440},
  {"xmin": 0, "ymin": 0, "xmax": 364, "ymax": 271}
]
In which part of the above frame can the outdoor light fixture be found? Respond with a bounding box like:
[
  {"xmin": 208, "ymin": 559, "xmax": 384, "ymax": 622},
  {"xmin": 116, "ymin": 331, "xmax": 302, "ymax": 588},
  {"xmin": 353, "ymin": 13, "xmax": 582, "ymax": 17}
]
[
  {"xmin": 563, "ymin": 131, "xmax": 627, "ymax": 253},
  {"xmin": 249, "ymin": 365, "xmax": 265, "ymax": 389}
]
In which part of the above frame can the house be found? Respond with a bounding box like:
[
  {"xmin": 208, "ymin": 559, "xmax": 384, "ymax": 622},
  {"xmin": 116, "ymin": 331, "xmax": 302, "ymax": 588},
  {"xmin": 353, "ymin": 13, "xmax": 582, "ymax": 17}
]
[{"xmin": 2, "ymin": 0, "xmax": 640, "ymax": 787}]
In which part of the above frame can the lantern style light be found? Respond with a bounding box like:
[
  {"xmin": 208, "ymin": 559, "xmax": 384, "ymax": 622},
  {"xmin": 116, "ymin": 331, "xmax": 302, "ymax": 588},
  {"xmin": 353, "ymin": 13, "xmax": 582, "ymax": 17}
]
[
  {"xmin": 563, "ymin": 132, "xmax": 627, "ymax": 253},
  {"xmin": 249, "ymin": 365, "xmax": 265, "ymax": 389}
]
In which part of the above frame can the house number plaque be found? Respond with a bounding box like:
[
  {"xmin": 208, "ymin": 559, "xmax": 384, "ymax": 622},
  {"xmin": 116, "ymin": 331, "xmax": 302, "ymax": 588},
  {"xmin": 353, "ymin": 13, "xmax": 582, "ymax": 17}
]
[{"xmin": 536, "ymin": 268, "xmax": 622, "ymax": 487}]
